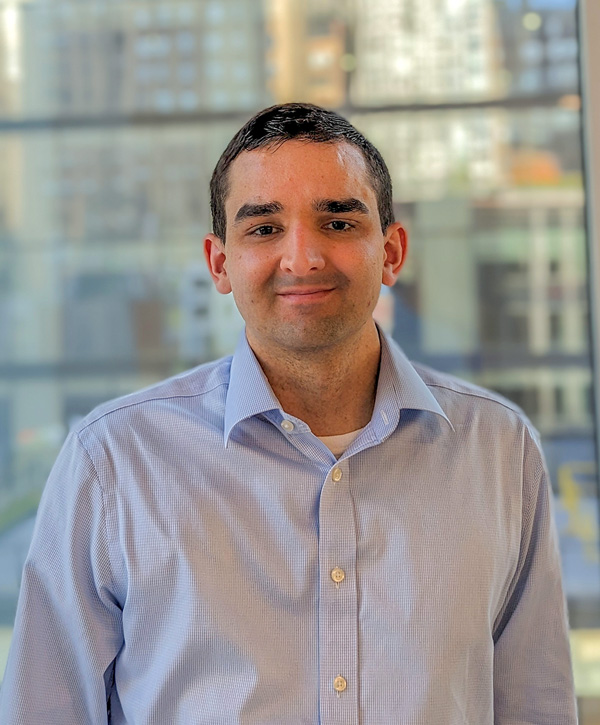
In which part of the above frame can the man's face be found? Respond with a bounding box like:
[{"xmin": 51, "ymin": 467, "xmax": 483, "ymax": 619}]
[{"xmin": 204, "ymin": 140, "xmax": 406, "ymax": 358}]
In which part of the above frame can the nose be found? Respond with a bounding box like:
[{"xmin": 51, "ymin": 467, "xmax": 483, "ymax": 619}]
[{"xmin": 279, "ymin": 223, "xmax": 326, "ymax": 276}]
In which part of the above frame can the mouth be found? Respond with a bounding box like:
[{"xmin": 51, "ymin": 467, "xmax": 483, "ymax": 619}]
[{"xmin": 276, "ymin": 288, "xmax": 335, "ymax": 303}]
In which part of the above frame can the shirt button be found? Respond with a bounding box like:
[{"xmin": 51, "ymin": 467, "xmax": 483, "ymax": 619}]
[
  {"xmin": 281, "ymin": 420, "xmax": 294, "ymax": 432},
  {"xmin": 332, "ymin": 467, "xmax": 343, "ymax": 482},
  {"xmin": 331, "ymin": 567, "xmax": 345, "ymax": 584},
  {"xmin": 333, "ymin": 676, "xmax": 347, "ymax": 693}
]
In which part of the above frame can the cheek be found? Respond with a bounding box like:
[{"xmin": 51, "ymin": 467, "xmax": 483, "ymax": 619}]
[
  {"xmin": 362, "ymin": 252, "xmax": 387, "ymax": 302},
  {"xmin": 356, "ymin": 248, "xmax": 385, "ymax": 282},
  {"xmin": 228, "ymin": 254, "xmax": 274, "ymax": 298}
]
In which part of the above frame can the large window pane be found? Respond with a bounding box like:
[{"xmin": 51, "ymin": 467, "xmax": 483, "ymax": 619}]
[{"xmin": 1, "ymin": 0, "xmax": 598, "ymax": 718}]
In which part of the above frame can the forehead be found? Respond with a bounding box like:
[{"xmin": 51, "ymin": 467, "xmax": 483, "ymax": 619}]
[{"xmin": 225, "ymin": 140, "xmax": 374, "ymax": 205}]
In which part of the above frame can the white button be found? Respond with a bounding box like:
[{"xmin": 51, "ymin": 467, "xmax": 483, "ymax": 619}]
[
  {"xmin": 331, "ymin": 567, "xmax": 345, "ymax": 584},
  {"xmin": 333, "ymin": 675, "xmax": 347, "ymax": 693},
  {"xmin": 281, "ymin": 420, "xmax": 294, "ymax": 432},
  {"xmin": 332, "ymin": 467, "xmax": 343, "ymax": 482}
]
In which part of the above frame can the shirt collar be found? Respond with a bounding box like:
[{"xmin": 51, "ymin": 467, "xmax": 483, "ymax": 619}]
[
  {"xmin": 224, "ymin": 328, "xmax": 453, "ymax": 446},
  {"xmin": 372, "ymin": 331, "xmax": 454, "ymax": 441},
  {"xmin": 224, "ymin": 332, "xmax": 282, "ymax": 445}
]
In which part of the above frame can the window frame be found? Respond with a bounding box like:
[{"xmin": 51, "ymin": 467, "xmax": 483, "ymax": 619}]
[{"xmin": 579, "ymin": 0, "xmax": 600, "ymax": 504}]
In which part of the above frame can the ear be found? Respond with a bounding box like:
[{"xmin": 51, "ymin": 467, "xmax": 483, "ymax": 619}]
[
  {"xmin": 382, "ymin": 222, "xmax": 408, "ymax": 287},
  {"xmin": 204, "ymin": 233, "xmax": 232, "ymax": 295}
]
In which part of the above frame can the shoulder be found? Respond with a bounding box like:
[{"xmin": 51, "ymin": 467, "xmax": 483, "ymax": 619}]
[
  {"xmin": 410, "ymin": 363, "xmax": 549, "ymax": 500},
  {"xmin": 413, "ymin": 361, "xmax": 540, "ymax": 442},
  {"xmin": 73, "ymin": 355, "xmax": 233, "ymax": 438}
]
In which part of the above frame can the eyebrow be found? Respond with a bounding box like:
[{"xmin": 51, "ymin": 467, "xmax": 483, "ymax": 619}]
[
  {"xmin": 233, "ymin": 202, "xmax": 284, "ymax": 224},
  {"xmin": 312, "ymin": 198, "xmax": 370, "ymax": 215}
]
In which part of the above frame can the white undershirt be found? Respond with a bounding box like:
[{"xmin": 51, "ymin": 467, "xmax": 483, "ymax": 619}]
[{"xmin": 318, "ymin": 427, "xmax": 366, "ymax": 458}]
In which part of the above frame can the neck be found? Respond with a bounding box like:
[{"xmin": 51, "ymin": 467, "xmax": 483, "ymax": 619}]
[{"xmin": 249, "ymin": 323, "xmax": 382, "ymax": 436}]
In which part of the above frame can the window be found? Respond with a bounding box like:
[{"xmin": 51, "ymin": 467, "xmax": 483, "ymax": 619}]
[{"xmin": 0, "ymin": 0, "xmax": 598, "ymax": 717}]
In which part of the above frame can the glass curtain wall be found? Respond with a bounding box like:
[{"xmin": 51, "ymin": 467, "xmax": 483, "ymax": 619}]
[{"xmin": 0, "ymin": 0, "xmax": 598, "ymax": 719}]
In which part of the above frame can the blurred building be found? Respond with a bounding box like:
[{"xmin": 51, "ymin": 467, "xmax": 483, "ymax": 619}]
[
  {"xmin": 354, "ymin": 109, "xmax": 507, "ymax": 202},
  {"xmin": 495, "ymin": 0, "xmax": 579, "ymax": 96},
  {"xmin": 266, "ymin": 0, "xmax": 348, "ymax": 107},
  {"xmin": 409, "ymin": 188, "xmax": 590, "ymax": 437},
  {"xmin": 13, "ymin": 0, "xmax": 269, "ymax": 369},
  {"xmin": 351, "ymin": 0, "xmax": 504, "ymax": 105},
  {"xmin": 20, "ymin": 0, "xmax": 268, "ymax": 117}
]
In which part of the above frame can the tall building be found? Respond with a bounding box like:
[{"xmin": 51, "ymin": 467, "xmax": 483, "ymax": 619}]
[
  {"xmin": 407, "ymin": 188, "xmax": 589, "ymax": 436},
  {"xmin": 20, "ymin": 0, "xmax": 269, "ymax": 117},
  {"xmin": 13, "ymin": 0, "xmax": 271, "ymax": 366},
  {"xmin": 266, "ymin": 0, "xmax": 348, "ymax": 106},
  {"xmin": 495, "ymin": 0, "xmax": 579, "ymax": 96},
  {"xmin": 351, "ymin": 0, "xmax": 504, "ymax": 106}
]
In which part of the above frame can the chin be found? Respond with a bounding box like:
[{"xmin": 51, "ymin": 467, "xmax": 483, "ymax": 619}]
[{"xmin": 271, "ymin": 319, "xmax": 362, "ymax": 353}]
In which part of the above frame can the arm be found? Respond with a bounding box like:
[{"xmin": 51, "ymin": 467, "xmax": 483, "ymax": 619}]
[
  {"xmin": 493, "ymin": 425, "xmax": 578, "ymax": 724},
  {"xmin": 0, "ymin": 432, "xmax": 123, "ymax": 724}
]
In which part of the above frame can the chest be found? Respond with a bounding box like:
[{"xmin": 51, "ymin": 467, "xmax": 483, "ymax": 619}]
[{"xmin": 108, "ymin": 430, "xmax": 520, "ymax": 630}]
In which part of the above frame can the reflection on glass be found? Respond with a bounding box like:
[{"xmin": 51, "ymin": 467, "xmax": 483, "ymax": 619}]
[{"xmin": 0, "ymin": 0, "xmax": 598, "ymax": 717}]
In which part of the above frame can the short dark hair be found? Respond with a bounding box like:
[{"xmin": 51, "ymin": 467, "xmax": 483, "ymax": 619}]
[{"xmin": 209, "ymin": 102, "xmax": 394, "ymax": 240}]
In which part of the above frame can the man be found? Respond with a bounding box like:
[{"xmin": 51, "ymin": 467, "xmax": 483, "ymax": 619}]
[{"xmin": 1, "ymin": 103, "xmax": 577, "ymax": 723}]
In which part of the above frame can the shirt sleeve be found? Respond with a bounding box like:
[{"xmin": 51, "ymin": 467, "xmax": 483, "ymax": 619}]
[
  {"xmin": 0, "ymin": 431, "xmax": 123, "ymax": 724},
  {"xmin": 492, "ymin": 424, "xmax": 578, "ymax": 724}
]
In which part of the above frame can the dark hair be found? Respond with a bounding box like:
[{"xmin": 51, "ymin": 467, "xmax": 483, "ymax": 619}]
[{"xmin": 209, "ymin": 102, "xmax": 394, "ymax": 240}]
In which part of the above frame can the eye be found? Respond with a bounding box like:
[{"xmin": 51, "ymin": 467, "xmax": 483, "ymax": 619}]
[
  {"xmin": 250, "ymin": 224, "xmax": 277, "ymax": 236},
  {"xmin": 326, "ymin": 220, "xmax": 354, "ymax": 232}
]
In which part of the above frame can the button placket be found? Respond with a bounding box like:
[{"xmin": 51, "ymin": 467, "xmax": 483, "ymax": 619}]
[{"xmin": 318, "ymin": 460, "xmax": 358, "ymax": 723}]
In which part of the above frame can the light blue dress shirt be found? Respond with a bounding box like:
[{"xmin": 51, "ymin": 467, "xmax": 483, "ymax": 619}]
[{"xmin": 0, "ymin": 331, "xmax": 577, "ymax": 724}]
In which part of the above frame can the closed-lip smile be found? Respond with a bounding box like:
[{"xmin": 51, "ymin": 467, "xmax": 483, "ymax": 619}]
[
  {"xmin": 276, "ymin": 287, "xmax": 335, "ymax": 303},
  {"xmin": 278, "ymin": 287, "xmax": 334, "ymax": 296}
]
